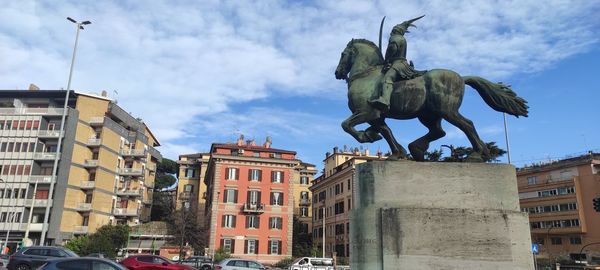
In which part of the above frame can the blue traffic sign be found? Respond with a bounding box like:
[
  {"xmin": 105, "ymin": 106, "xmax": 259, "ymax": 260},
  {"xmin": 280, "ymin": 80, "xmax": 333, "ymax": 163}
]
[{"xmin": 532, "ymin": 243, "xmax": 539, "ymax": 254}]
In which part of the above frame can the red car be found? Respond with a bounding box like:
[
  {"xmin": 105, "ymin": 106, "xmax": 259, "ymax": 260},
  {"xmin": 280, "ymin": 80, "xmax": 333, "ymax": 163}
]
[{"xmin": 120, "ymin": 255, "xmax": 196, "ymax": 270}]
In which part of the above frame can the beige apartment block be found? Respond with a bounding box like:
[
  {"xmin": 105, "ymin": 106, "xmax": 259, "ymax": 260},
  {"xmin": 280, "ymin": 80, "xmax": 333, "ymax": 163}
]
[
  {"xmin": 517, "ymin": 152, "xmax": 600, "ymax": 262},
  {"xmin": 176, "ymin": 153, "xmax": 210, "ymax": 217},
  {"xmin": 0, "ymin": 89, "xmax": 161, "ymax": 248},
  {"xmin": 309, "ymin": 146, "xmax": 384, "ymax": 264}
]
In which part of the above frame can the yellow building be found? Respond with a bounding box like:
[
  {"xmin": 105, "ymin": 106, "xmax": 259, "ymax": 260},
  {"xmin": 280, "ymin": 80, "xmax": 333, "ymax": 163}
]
[
  {"xmin": 0, "ymin": 89, "xmax": 161, "ymax": 247},
  {"xmin": 175, "ymin": 153, "xmax": 210, "ymax": 214},
  {"xmin": 517, "ymin": 152, "xmax": 600, "ymax": 262},
  {"xmin": 309, "ymin": 146, "xmax": 384, "ymax": 264}
]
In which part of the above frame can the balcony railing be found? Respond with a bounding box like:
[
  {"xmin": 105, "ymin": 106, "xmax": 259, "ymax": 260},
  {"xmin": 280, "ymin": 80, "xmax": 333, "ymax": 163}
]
[
  {"xmin": 89, "ymin": 117, "xmax": 104, "ymax": 125},
  {"xmin": 118, "ymin": 168, "xmax": 144, "ymax": 176},
  {"xmin": 73, "ymin": 225, "xmax": 89, "ymax": 234},
  {"xmin": 37, "ymin": 130, "xmax": 62, "ymax": 138},
  {"xmin": 299, "ymin": 198, "xmax": 311, "ymax": 206},
  {"xmin": 33, "ymin": 152, "xmax": 59, "ymax": 160},
  {"xmin": 80, "ymin": 181, "xmax": 96, "ymax": 189},
  {"xmin": 25, "ymin": 199, "xmax": 49, "ymax": 207},
  {"xmin": 242, "ymin": 203, "xmax": 265, "ymax": 214},
  {"xmin": 83, "ymin": 159, "xmax": 99, "ymax": 167},
  {"xmin": 87, "ymin": 138, "xmax": 101, "ymax": 146},
  {"xmin": 76, "ymin": 203, "xmax": 92, "ymax": 211},
  {"xmin": 29, "ymin": 175, "xmax": 55, "ymax": 184},
  {"xmin": 119, "ymin": 149, "xmax": 147, "ymax": 157},
  {"xmin": 113, "ymin": 208, "xmax": 138, "ymax": 216},
  {"xmin": 116, "ymin": 189, "xmax": 142, "ymax": 197},
  {"xmin": 0, "ymin": 107, "xmax": 64, "ymax": 115}
]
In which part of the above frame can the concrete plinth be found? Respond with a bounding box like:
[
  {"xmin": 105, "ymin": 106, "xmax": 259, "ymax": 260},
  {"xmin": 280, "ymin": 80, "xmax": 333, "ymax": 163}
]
[{"xmin": 350, "ymin": 161, "xmax": 533, "ymax": 270}]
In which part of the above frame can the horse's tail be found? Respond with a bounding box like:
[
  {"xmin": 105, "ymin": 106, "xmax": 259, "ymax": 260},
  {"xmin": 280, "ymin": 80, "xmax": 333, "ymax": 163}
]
[{"xmin": 463, "ymin": 76, "xmax": 529, "ymax": 117}]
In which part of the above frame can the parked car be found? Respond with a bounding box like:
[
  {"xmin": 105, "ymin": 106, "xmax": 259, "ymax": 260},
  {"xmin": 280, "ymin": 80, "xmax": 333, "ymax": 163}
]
[
  {"xmin": 287, "ymin": 257, "xmax": 334, "ymax": 270},
  {"xmin": 214, "ymin": 259, "xmax": 266, "ymax": 270},
  {"xmin": 86, "ymin": 253, "xmax": 108, "ymax": 258},
  {"xmin": 1, "ymin": 254, "xmax": 10, "ymax": 267},
  {"xmin": 37, "ymin": 257, "xmax": 128, "ymax": 270},
  {"xmin": 6, "ymin": 246, "xmax": 78, "ymax": 270},
  {"xmin": 180, "ymin": 256, "xmax": 213, "ymax": 270},
  {"xmin": 120, "ymin": 255, "xmax": 196, "ymax": 270}
]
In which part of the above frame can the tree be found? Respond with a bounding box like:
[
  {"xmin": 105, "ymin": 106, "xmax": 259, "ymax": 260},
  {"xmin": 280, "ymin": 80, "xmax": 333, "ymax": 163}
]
[
  {"xmin": 213, "ymin": 247, "xmax": 231, "ymax": 263},
  {"xmin": 157, "ymin": 158, "xmax": 178, "ymax": 175},
  {"xmin": 151, "ymin": 158, "xmax": 179, "ymax": 220},
  {"xmin": 64, "ymin": 235, "xmax": 90, "ymax": 255},
  {"xmin": 155, "ymin": 174, "xmax": 177, "ymax": 190},
  {"xmin": 166, "ymin": 204, "xmax": 207, "ymax": 259},
  {"xmin": 423, "ymin": 142, "xmax": 506, "ymax": 162},
  {"xmin": 150, "ymin": 191, "xmax": 174, "ymax": 221},
  {"xmin": 292, "ymin": 217, "xmax": 313, "ymax": 257},
  {"xmin": 64, "ymin": 224, "xmax": 129, "ymax": 258}
]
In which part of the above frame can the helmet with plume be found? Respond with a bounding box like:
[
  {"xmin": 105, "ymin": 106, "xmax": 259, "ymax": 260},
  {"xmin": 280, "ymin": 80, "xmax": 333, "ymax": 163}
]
[{"xmin": 392, "ymin": 15, "xmax": 425, "ymax": 34}]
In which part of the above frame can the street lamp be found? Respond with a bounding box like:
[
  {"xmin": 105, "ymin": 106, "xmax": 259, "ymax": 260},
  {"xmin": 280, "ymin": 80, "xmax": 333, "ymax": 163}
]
[{"xmin": 37, "ymin": 17, "xmax": 92, "ymax": 245}]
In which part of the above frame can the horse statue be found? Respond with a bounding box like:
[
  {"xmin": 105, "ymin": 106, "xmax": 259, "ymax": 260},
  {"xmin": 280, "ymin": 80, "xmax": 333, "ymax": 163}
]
[{"xmin": 334, "ymin": 38, "xmax": 528, "ymax": 162}]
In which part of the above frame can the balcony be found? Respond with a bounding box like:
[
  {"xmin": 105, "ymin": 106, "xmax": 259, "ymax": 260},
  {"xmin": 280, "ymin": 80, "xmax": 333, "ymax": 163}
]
[
  {"xmin": 73, "ymin": 225, "xmax": 89, "ymax": 234},
  {"xmin": 29, "ymin": 175, "xmax": 55, "ymax": 184},
  {"xmin": 75, "ymin": 203, "xmax": 92, "ymax": 211},
  {"xmin": 24, "ymin": 199, "xmax": 49, "ymax": 207},
  {"xmin": 33, "ymin": 152, "xmax": 59, "ymax": 161},
  {"xmin": 89, "ymin": 117, "xmax": 104, "ymax": 126},
  {"xmin": 146, "ymin": 164, "xmax": 156, "ymax": 172},
  {"xmin": 87, "ymin": 138, "xmax": 101, "ymax": 147},
  {"xmin": 0, "ymin": 107, "xmax": 64, "ymax": 115},
  {"xmin": 80, "ymin": 181, "xmax": 96, "ymax": 189},
  {"xmin": 83, "ymin": 159, "xmax": 99, "ymax": 168},
  {"xmin": 113, "ymin": 208, "xmax": 138, "ymax": 216},
  {"xmin": 299, "ymin": 198, "xmax": 311, "ymax": 206},
  {"xmin": 118, "ymin": 168, "xmax": 144, "ymax": 176},
  {"xmin": 179, "ymin": 192, "xmax": 193, "ymax": 201},
  {"xmin": 120, "ymin": 149, "xmax": 146, "ymax": 158},
  {"xmin": 116, "ymin": 189, "xmax": 142, "ymax": 197},
  {"xmin": 37, "ymin": 130, "xmax": 62, "ymax": 138},
  {"xmin": 241, "ymin": 203, "xmax": 265, "ymax": 214}
]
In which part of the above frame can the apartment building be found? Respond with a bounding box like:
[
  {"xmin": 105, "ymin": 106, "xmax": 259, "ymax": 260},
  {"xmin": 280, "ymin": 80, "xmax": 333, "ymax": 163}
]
[
  {"xmin": 309, "ymin": 146, "xmax": 384, "ymax": 264},
  {"xmin": 0, "ymin": 89, "xmax": 161, "ymax": 249},
  {"xmin": 293, "ymin": 162, "xmax": 317, "ymax": 235},
  {"xmin": 200, "ymin": 136, "xmax": 314, "ymax": 265},
  {"xmin": 176, "ymin": 153, "xmax": 210, "ymax": 212},
  {"xmin": 517, "ymin": 152, "xmax": 600, "ymax": 261}
]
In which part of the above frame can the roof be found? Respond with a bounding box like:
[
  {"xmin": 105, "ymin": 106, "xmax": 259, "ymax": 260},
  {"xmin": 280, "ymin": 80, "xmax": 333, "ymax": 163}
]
[
  {"xmin": 517, "ymin": 152, "xmax": 600, "ymax": 174},
  {"xmin": 211, "ymin": 143, "xmax": 297, "ymax": 155},
  {"xmin": 0, "ymin": 89, "xmax": 77, "ymax": 100}
]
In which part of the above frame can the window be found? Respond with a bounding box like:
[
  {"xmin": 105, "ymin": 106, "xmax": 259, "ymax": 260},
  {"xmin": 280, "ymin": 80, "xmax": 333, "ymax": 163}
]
[
  {"xmin": 300, "ymin": 207, "xmax": 308, "ymax": 217},
  {"xmin": 185, "ymin": 168, "xmax": 196, "ymax": 178},
  {"xmin": 551, "ymin": 237, "xmax": 562, "ymax": 245},
  {"xmin": 335, "ymin": 201, "xmax": 345, "ymax": 215},
  {"xmin": 570, "ymin": 236, "xmax": 582, "ymax": 245},
  {"xmin": 247, "ymin": 190, "xmax": 261, "ymax": 205},
  {"xmin": 249, "ymin": 169, "xmax": 262, "ymax": 181},
  {"xmin": 226, "ymin": 168, "xmax": 239, "ymax": 180},
  {"xmin": 300, "ymin": 176, "xmax": 309, "ymax": 185},
  {"xmin": 268, "ymin": 240, "xmax": 282, "ymax": 254},
  {"xmin": 247, "ymin": 261, "xmax": 262, "ymax": 269},
  {"xmin": 223, "ymin": 189, "xmax": 238, "ymax": 203},
  {"xmin": 222, "ymin": 215, "xmax": 236, "ymax": 228},
  {"xmin": 221, "ymin": 239, "xmax": 234, "ymax": 252},
  {"xmin": 184, "ymin": 184, "xmax": 193, "ymax": 193},
  {"xmin": 270, "ymin": 192, "xmax": 284, "ymax": 206},
  {"xmin": 92, "ymin": 261, "xmax": 121, "ymax": 270},
  {"xmin": 246, "ymin": 216, "xmax": 260, "ymax": 229},
  {"xmin": 57, "ymin": 259, "xmax": 90, "ymax": 270},
  {"xmin": 269, "ymin": 217, "xmax": 283, "ymax": 229},
  {"xmin": 245, "ymin": 239, "xmax": 258, "ymax": 254},
  {"xmin": 272, "ymin": 171, "xmax": 283, "ymax": 183},
  {"xmin": 227, "ymin": 260, "xmax": 247, "ymax": 267},
  {"xmin": 527, "ymin": 176, "xmax": 537, "ymax": 185}
]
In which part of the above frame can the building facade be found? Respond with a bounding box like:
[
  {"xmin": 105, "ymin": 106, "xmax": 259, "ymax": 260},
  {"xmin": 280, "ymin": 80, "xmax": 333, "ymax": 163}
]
[
  {"xmin": 199, "ymin": 137, "xmax": 313, "ymax": 265},
  {"xmin": 176, "ymin": 153, "xmax": 210, "ymax": 212},
  {"xmin": 517, "ymin": 152, "xmax": 600, "ymax": 261},
  {"xmin": 0, "ymin": 89, "xmax": 161, "ymax": 249},
  {"xmin": 309, "ymin": 147, "xmax": 383, "ymax": 264}
]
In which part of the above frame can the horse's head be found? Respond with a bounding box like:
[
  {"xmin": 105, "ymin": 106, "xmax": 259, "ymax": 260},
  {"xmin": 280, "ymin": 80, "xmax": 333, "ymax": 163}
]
[
  {"xmin": 335, "ymin": 41, "xmax": 357, "ymax": 80},
  {"xmin": 335, "ymin": 39, "xmax": 383, "ymax": 81}
]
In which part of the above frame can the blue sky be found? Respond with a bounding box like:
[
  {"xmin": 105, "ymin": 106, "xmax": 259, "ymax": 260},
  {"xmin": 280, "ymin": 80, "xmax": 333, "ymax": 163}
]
[{"xmin": 1, "ymin": 0, "xmax": 599, "ymax": 169}]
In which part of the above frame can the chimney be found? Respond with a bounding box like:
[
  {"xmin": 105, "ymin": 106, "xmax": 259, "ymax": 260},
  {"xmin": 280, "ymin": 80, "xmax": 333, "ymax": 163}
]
[
  {"xmin": 249, "ymin": 139, "xmax": 256, "ymax": 146},
  {"xmin": 364, "ymin": 149, "xmax": 370, "ymax": 156},
  {"xmin": 237, "ymin": 134, "xmax": 245, "ymax": 146},
  {"xmin": 101, "ymin": 90, "xmax": 107, "ymax": 97},
  {"xmin": 28, "ymin": 84, "xmax": 40, "ymax": 91},
  {"xmin": 377, "ymin": 149, "xmax": 383, "ymax": 158},
  {"xmin": 325, "ymin": 152, "xmax": 331, "ymax": 158},
  {"xmin": 333, "ymin": 146, "xmax": 339, "ymax": 154},
  {"xmin": 263, "ymin": 136, "xmax": 272, "ymax": 148}
]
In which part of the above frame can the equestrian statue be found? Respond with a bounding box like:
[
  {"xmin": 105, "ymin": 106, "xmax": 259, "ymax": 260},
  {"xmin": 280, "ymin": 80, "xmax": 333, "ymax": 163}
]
[{"xmin": 334, "ymin": 15, "xmax": 528, "ymax": 162}]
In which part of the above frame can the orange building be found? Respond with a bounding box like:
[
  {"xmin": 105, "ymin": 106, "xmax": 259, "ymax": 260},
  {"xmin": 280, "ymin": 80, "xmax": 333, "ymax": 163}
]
[
  {"xmin": 517, "ymin": 152, "xmax": 600, "ymax": 262},
  {"xmin": 202, "ymin": 137, "xmax": 313, "ymax": 265}
]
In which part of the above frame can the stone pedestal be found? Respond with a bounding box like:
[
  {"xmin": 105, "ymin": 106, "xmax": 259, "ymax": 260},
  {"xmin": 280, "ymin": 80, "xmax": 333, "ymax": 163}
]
[{"xmin": 350, "ymin": 161, "xmax": 533, "ymax": 270}]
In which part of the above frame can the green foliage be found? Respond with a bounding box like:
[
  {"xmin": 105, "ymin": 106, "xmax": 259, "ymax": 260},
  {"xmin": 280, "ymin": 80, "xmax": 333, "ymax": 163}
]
[
  {"xmin": 273, "ymin": 257, "xmax": 294, "ymax": 268},
  {"xmin": 423, "ymin": 141, "xmax": 506, "ymax": 162},
  {"xmin": 166, "ymin": 205, "xmax": 207, "ymax": 255},
  {"xmin": 64, "ymin": 224, "xmax": 129, "ymax": 258},
  {"xmin": 151, "ymin": 158, "xmax": 179, "ymax": 221},
  {"xmin": 150, "ymin": 191, "xmax": 174, "ymax": 221},
  {"xmin": 292, "ymin": 217, "xmax": 313, "ymax": 257},
  {"xmin": 155, "ymin": 174, "xmax": 177, "ymax": 190},
  {"xmin": 157, "ymin": 158, "xmax": 178, "ymax": 175},
  {"xmin": 213, "ymin": 247, "xmax": 231, "ymax": 263}
]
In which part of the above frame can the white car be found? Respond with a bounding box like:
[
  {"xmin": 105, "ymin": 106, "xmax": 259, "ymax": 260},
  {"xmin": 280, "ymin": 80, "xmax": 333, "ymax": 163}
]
[
  {"xmin": 215, "ymin": 258, "xmax": 266, "ymax": 270},
  {"xmin": 288, "ymin": 257, "xmax": 335, "ymax": 270}
]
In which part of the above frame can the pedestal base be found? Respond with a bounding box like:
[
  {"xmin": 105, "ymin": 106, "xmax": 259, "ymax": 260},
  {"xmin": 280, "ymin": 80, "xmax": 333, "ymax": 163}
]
[{"xmin": 350, "ymin": 161, "xmax": 533, "ymax": 270}]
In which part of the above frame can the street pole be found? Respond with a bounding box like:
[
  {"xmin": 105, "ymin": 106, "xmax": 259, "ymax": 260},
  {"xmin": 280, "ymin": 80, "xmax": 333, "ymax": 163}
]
[
  {"xmin": 322, "ymin": 209, "xmax": 325, "ymax": 258},
  {"xmin": 503, "ymin": 113, "xmax": 511, "ymax": 164},
  {"xmin": 38, "ymin": 17, "xmax": 91, "ymax": 245}
]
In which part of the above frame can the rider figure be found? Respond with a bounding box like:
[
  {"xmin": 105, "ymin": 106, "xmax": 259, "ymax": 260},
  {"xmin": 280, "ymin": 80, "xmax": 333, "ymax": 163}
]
[{"xmin": 369, "ymin": 16, "xmax": 426, "ymax": 112}]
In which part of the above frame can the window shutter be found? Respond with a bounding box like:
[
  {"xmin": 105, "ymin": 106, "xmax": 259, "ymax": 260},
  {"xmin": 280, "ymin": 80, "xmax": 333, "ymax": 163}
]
[
  {"xmin": 270, "ymin": 193, "xmax": 274, "ymax": 205},
  {"xmin": 255, "ymin": 240, "xmax": 259, "ymax": 254},
  {"xmin": 268, "ymin": 240, "xmax": 272, "ymax": 254},
  {"xmin": 248, "ymin": 169, "xmax": 252, "ymax": 181},
  {"xmin": 221, "ymin": 215, "xmax": 225, "ymax": 227},
  {"xmin": 258, "ymin": 170, "xmax": 262, "ymax": 181},
  {"xmin": 234, "ymin": 190, "xmax": 238, "ymax": 203},
  {"xmin": 231, "ymin": 240, "xmax": 236, "ymax": 254},
  {"xmin": 245, "ymin": 216, "xmax": 250, "ymax": 228},
  {"xmin": 280, "ymin": 171, "xmax": 284, "ymax": 183},
  {"xmin": 271, "ymin": 171, "xmax": 275, "ymax": 182},
  {"xmin": 235, "ymin": 168, "xmax": 239, "ymax": 180},
  {"xmin": 278, "ymin": 240, "xmax": 282, "ymax": 254},
  {"xmin": 220, "ymin": 239, "xmax": 224, "ymax": 249},
  {"xmin": 255, "ymin": 216, "xmax": 260, "ymax": 228},
  {"xmin": 281, "ymin": 193, "xmax": 284, "ymax": 206},
  {"xmin": 232, "ymin": 216, "xmax": 237, "ymax": 228},
  {"xmin": 257, "ymin": 191, "xmax": 262, "ymax": 205},
  {"xmin": 225, "ymin": 168, "xmax": 230, "ymax": 179},
  {"xmin": 244, "ymin": 240, "xmax": 248, "ymax": 254},
  {"xmin": 247, "ymin": 191, "xmax": 251, "ymax": 204},
  {"xmin": 278, "ymin": 218, "xmax": 283, "ymax": 229},
  {"xmin": 223, "ymin": 191, "xmax": 227, "ymax": 203}
]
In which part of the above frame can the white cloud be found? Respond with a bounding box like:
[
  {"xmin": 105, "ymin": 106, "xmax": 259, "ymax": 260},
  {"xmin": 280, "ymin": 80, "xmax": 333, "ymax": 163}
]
[{"xmin": 0, "ymin": 0, "xmax": 598, "ymax": 162}]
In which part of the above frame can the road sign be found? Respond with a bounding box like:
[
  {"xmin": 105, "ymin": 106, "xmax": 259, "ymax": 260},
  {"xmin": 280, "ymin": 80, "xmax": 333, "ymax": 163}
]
[{"xmin": 532, "ymin": 243, "xmax": 539, "ymax": 254}]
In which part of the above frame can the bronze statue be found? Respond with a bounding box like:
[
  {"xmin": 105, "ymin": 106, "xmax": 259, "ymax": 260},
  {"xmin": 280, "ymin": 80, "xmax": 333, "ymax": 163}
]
[{"xmin": 334, "ymin": 16, "xmax": 528, "ymax": 162}]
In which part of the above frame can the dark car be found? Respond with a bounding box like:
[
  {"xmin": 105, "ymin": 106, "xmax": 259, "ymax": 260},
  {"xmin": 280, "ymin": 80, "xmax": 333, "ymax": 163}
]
[
  {"xmin": 38, "ymin": 257, "xmax": 127, "ymax": 270},
  {"xmin": 7, "ymin": 246, "xmax": 78, "ymax": 270},
  {"xmin": 180, "ymin": 256, "xmax": 212, "ymax": 270},
  {"xmin": 120, "ymin": 255, "xmax": 196, "ymax": 270}
]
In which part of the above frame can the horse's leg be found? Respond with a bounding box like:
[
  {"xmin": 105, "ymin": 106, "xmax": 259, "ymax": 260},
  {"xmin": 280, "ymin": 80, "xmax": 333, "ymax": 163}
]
[
  {"xmin": 408, "ymin": 115, "xmax": 446, "ymax": 161},
  {"xmin": 442, "ymin": 112, "xmax": 490, "ymax": 162},
  {"xmin": 342, "ymin": 112, "xmax": 382, "ymax": 143},
  {"xmin": 368, "ymin": 119, "xmax": 407, "ymax": 160}
]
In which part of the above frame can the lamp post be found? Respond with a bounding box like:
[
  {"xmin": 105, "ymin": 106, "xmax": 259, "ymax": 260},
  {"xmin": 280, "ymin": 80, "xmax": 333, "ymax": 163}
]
[{"xmin": 37, "ymin": 17, "xmax": 91, "ymax": 246}]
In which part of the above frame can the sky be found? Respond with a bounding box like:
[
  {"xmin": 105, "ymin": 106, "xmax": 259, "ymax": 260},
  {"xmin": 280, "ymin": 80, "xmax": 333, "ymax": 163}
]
[{"xmin": 1, "ymin": 0, "xmax": 599, "ymax": 170}]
